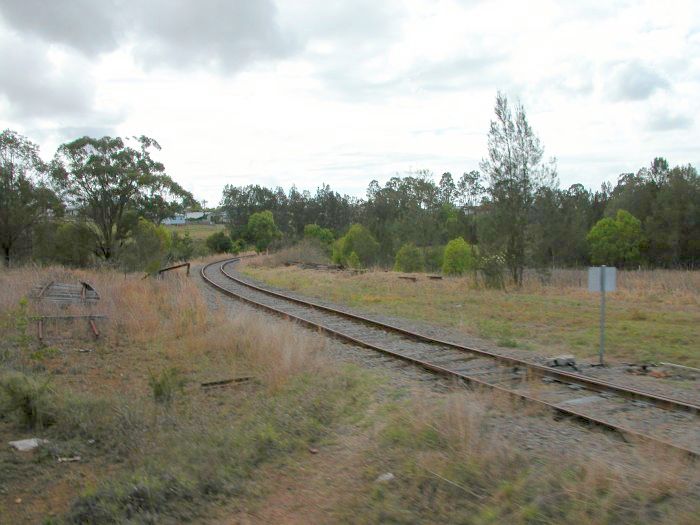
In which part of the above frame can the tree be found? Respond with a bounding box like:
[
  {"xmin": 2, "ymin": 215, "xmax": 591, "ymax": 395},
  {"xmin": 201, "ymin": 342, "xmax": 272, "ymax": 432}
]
[
  {"xmin": 304, "ymin": 223, "xmax": 334, "ymax": 245},
  {"xmin": 394, "ymin": 242, "xmax": 425, "ymax": 272},
  {"xmin": 247, "ymin": 210, "xmax": 281, "ymax": 252},
  {"xmin": 587, "ymin": 210, "xmax": 643, "ymax": 267},
  {"xmin": 206, "ymin": 231, "xmax": 233, "ymax": 253},
  {"xmin": 120, "ymin": 218, "xmax": 172, "ymax": 273},
  {"xmin": 34, "ymin": 221, "xmax": 96, "ymax": 267},
  {"xmin": 51, "ymin": 135, "xmax": 182, "ymax": 260},
  {"xmin": 332, "ymin": 224, "xmax": 380, "ymax": 267},
  {"xmin": 442, "ymin": 237, "xmax": 476, "ymax": 276},
  {"xmin": 480, "ymin": 92, "xmax": 556, "ymax": 285},
  {"xmin": 0, "ymin": 129, "xmax": 58, "ymax": 266}
]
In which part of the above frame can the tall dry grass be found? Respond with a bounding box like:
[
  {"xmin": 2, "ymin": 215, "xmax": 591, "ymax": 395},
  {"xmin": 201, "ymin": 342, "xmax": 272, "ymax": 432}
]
[
  {"xmin": 362, "ymin": 387, "xmax": 700, "ymax": 524},
  {"xmin": 0, "ymin": 264, "xmax": 208, "ymax": 346},
  {"xmin": 244, "ymin": 239, "xmax": 330, "ymax": 269},
  {"xmin": 522, "ymin": 267, "xmax": 700, "ymax": 301}
]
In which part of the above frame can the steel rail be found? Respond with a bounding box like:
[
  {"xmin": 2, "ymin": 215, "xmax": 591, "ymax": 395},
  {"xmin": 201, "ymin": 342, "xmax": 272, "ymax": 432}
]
[
  {"xmin": 201, "ymin": 258, "xmax": 700, "ymax": 458},
  {"xmin": 218, "ymin": 259, "xmax": 699, "ymax": 414}
]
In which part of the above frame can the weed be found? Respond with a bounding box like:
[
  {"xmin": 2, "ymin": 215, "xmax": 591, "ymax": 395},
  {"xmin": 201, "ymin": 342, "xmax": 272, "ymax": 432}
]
[{"xmin": 148, "ymin": 367, "xmax": 186, "ymax": 405}]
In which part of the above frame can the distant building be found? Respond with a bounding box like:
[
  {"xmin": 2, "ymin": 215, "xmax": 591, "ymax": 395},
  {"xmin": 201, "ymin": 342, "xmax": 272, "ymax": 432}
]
[
  {"xmin": 163, "ymin": 214, "xmax": 186, "ymax": 225},
  {"xmin": 185, "ymin": 211, "xmax": 206, "ymax": 221}
]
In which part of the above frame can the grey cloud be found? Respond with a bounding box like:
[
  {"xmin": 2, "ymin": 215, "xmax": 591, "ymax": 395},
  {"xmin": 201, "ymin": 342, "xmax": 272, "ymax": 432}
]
[
  {"xmin": 647, "ymin": 111, "xmax": 693, "ymax": 131},
  {"xmin": 0, "ymin": 34, "xmax": 95, "ymax": 119},
  {"xmin": 129, "ymin": 0, "xmax": 296, "ymax": 72},
  {"xmin": 0, "ymin": 0, "xmax": 119, "ymax": 55},
  {"xmin": 607, "ymin": 61, "xmax": 669, "ymax": 101},
  {"xmin": 0, "ymin": 0, "xmax": 295, "ymax": 73}
]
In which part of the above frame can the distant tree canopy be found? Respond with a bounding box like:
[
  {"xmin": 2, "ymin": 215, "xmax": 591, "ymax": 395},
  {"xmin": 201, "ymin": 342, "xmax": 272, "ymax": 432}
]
[
  {"xmin": 51, "ymin": 135, "xmax": 192, "ymax": 260},
  {"xmin": 587, "ymin": 210, "xmax": 644, "ymax": 267},
  {"xmin": 247, "ymin": 210, "xmax": 281, "ymax": 253},
  {"xmin": 0, "ymin": 129, "xmax": 59, "ymax": 266},
  {"xmin": 394, "ymin": 242, "xmax": 425, "ymax": 273},
  {"xmin": 4, "ymin": 88, "xmax": 700, "ymax": 275},
  {"xmin": 333, "ymin": 224, "xmax": 380, "ymax": 268}
]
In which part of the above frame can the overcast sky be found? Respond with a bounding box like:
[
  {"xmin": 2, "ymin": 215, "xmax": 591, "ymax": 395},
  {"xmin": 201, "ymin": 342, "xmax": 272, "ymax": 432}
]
[{"xmin": 1, "ymin": 0, "xmax": 698, "ymax": 205}]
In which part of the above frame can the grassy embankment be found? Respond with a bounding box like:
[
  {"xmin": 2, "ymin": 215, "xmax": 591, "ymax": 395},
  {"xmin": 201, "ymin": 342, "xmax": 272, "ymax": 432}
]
[
  {"xmin": 242, "ymin": 258, "xmax": 700, "ymax": 367},
  {"xmin": 1, "ymin": 264, "xmax": 698, "ymax": 523}
]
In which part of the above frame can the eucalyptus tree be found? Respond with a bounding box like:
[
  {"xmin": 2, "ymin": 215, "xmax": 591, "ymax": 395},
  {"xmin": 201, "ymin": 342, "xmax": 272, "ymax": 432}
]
[
  {"xmin": 0, "ymin": 129, "xmax": 59, "ymax": 266},
  {"xmin": 51, "ymin": 135, "xmax": 185, "ymax": 260}
]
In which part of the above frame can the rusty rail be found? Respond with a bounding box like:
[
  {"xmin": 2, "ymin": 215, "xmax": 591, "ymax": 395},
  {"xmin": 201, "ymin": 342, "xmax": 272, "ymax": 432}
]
[
  {"xmin": 202, "ymin": 258, "xmax": 700, "ymax": 458},
  {"xmin": 159, "ymin": 262, "xmax": 191, "ymax": 277}
]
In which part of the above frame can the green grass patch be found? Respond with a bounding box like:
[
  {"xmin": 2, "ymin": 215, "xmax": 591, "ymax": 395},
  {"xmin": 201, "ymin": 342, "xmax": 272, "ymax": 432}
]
[{"xmin": 243, "ymin": 266, "xmax": 700, "ymax": 366}]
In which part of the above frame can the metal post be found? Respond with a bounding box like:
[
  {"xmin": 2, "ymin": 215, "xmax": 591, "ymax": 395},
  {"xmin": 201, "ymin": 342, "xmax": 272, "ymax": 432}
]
[{"xmin": 599, "ymin": 265, "xmax": 606, "ymax": 365}]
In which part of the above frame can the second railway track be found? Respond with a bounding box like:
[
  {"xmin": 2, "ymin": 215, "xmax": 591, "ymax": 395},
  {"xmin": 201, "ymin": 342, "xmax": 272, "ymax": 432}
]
[{"xmin": 202, "ymin": 258, "xmax": 700, "ymax": 457}]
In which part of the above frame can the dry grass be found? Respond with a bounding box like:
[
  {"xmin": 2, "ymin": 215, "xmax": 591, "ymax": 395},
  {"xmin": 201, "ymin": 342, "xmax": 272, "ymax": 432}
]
[
  {"xmin": 164, "ymin": 223, "xmax": 226, "ymax": 240},
  {"xmin": 0, "ymin": 263, "xmax": 367, "ymax": 523},
  {"xmin": 0, "ymin": 264, "xmax": 208, "ymax": 348},
  {"xmin": 245, "ymin": 239, "xmax": 330, "ymax": 269},
  {"xmin": 522, "ymin": 267, "xmax": 700, "ymax": 304},
  {"xmin": 347, "ymin": 387, "xmax": 700, "ymax": 524},
  {"xmin": 241, "ymin": 264, "xmax": 700, "ymax": 366}
]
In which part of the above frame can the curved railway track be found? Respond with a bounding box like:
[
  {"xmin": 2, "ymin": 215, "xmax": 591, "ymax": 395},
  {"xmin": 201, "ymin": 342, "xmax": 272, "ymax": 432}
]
[{"xmin": 202, "ymin": 258, "xmax": 700, "ymax": 457}]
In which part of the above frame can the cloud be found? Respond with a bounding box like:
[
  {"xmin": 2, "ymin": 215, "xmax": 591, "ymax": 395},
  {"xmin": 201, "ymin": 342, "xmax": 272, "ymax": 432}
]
[
  {"xmin": 0, "ymin": 0, "xmax": 118, "ymax": 55},
  {"xmin": 647, "ymin": 110, "xmax": 693, "ymax": 131},
  {"xmin": 128, "ymin": 0, "xmax": 296, "ymax": 72},
  {"xmin": 0, "ymin": 33, "xmax": 95, "ymax": 119},
  {"xmin": 0, "ymin": 0, "xmax": 295, "ymax": 74},
  {"xmin": 607, "ymin": 61, "xmax": 669, "ymax": 101}
]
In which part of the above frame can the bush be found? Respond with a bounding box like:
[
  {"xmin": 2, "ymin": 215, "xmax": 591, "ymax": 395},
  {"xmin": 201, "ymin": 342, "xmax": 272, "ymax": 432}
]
[
  {"xmin": 478, "ymin": 252, "xmax": 506, "ymax": 289},
  {"xmin": 394, "ymin": 243, "xmax": 425, "ymax": 272},
  {"xmin": 206, "ymin": 231, "xmax": 233, "ymax": 254},
  {"xmin": 120, "ymin": 218, "xmax": 172, "ymax": 273},
  {"xmin": 0, "ymin": 372, "xmax": 56, "ymax": 429},
  {"xmin": 587, "ymin": 209, "xmax": 644, "ymax": 267},
  {"xmin": 346, "ymin": 251, "xmax": 362, "ymax": 269},
  {"xmin": 304, "ymin": 224, "xmax": 334, "ymax": 245},
  {"xmin": 33, "ymin": 221, "xmax": 97, "ymax": 267},
  {"xmin": 332, "ymin": 224, "xmax": 379, "ymax": 267},
  {"xmin": 247, "ymin": 211, "xmax": 281, "ymax": 253},
  {"xmin": 442, "ymin": 237, "xmax": 476, "ymax": 276},
  {"xmin": 424, "ymin": 245, "xmax": 445, "ymax": 273}
]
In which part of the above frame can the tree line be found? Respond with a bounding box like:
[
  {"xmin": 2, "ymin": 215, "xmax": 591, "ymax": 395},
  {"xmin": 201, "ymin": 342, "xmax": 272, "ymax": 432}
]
[
  {"xmin": 221, "ymin": 95, "xmax": 699, "ymax": 282},
  {"xmin": 1, "ymin": 132, "xmax": 196, "ymax": 270},
  {"xmin": 2, "ymin": 92, "xmax": 698, "ymax": 280}
]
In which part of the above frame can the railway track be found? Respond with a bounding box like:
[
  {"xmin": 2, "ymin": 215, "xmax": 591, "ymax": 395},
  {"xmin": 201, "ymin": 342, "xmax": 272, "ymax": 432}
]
[{"xmin": 202, "ymin": 258, "xmax": 700, "ymax": 457}]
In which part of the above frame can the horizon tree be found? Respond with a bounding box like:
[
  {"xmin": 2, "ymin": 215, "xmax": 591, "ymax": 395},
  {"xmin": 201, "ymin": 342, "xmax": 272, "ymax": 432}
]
[
  {"xmin": 0, "ymin": 129, "xmax": 59, "ymax": 266},
  {"xmin": 480, "ymin": 92, "xmax": 557, "ymax": 285},
  {"xmin": 51, "ymin": 135, "xmax": 186, "ymax": 260}
]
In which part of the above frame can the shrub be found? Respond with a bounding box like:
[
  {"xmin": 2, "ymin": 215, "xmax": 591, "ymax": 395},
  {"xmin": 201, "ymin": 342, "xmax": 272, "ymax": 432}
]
[
  {"xmin": 423, "ymin": 245, "xmax": 445, "ymax": 273},
  {"xmin": 346, "ymin": 251, "xmax": 362, "ymax": 269},
  {"xmin": 479, "ymin": 253, "xmax": 506, "ymax": 289},
  {"xmin": 304, "ymin": 224, "xmax": 334, "ymax": 245},
  {"xmin": 120, "ymin": 218, "xmax": 172, "ymax": 273},
  {"xmin": 442, "ymin": 237, "xmax": 476, "ymax": 276},
  {"xmin": 0, "ymin": 372, "xmax": 56, "ymax": 429},
  {"xmin": 587, "ymin": 209, "xmax": 644, "ymax": 267},
  {"xmin": 394, "ymin": 243, "xmax": 425, "ymax": 272},
  {"xmin": 148, "ymin": 367, "xmax": 186, "ymax": 406},
  {"xmin": 332, "ymin": 224, "xmax": 379, "ymax": 267},
  {"xmin": 247, "ymin": 211, "xmax": 281, "ymax": 253},
  {"xmin": 206, "ymin": 231, "xmax": 233, "ymax": 254}
]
